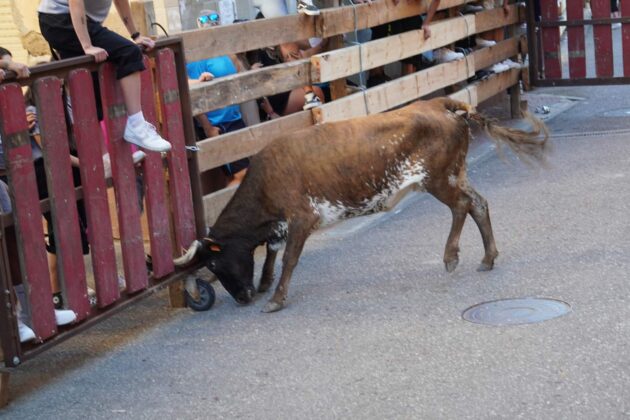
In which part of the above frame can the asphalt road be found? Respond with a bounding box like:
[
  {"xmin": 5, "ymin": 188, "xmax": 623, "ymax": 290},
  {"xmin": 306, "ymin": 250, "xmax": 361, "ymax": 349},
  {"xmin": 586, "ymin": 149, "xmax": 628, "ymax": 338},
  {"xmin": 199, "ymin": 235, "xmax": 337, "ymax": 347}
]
[{"xmin": 3, "ymin": 84, "xmax": 630, "ymax": 419}]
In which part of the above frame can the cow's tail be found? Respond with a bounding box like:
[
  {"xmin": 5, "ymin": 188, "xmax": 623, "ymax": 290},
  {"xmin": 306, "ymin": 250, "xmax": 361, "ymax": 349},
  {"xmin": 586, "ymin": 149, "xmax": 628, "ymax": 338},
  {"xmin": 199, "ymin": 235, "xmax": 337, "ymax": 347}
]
[{"xmin": 442, "ymin": 98, "xmax": 549, "ymax": 165}]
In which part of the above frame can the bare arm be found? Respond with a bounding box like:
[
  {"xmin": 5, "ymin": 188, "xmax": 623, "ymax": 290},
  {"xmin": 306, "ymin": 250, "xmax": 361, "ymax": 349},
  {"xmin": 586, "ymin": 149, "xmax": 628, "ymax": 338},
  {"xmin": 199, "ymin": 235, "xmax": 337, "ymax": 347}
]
[
  {"xmin": 423, "ymin": 0, "xmax": 440, "ymax": 39},
  {"xmin": 112, "ymin": 0, "xmax": 137, "ymax": 36},
  {"xmin": 68, "ymin": 0, "xmax": 109, "ymax": 62},
  {"xmin": 0, "ymin": 55, "xmax": 29, "ymax": 78},
  {"xmin": 113, "ymin": 0, "xmax": 155, "ymax": 50}
]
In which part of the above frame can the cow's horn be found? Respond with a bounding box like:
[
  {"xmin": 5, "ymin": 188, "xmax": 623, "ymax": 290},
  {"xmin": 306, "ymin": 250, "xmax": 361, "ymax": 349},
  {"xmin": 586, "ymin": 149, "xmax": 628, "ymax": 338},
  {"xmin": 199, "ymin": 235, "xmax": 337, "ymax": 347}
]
[{"xmin": 174, "ymin": 240, "xmax": 202, "ymax": 266}]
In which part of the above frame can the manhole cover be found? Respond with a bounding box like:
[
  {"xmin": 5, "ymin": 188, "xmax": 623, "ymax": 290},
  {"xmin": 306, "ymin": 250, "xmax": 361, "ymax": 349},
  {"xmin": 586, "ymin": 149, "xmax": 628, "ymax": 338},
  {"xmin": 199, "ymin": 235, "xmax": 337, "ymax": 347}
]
[{"xmin": 462, "ymin": 298, "xmax": 571, "ymax": 326}]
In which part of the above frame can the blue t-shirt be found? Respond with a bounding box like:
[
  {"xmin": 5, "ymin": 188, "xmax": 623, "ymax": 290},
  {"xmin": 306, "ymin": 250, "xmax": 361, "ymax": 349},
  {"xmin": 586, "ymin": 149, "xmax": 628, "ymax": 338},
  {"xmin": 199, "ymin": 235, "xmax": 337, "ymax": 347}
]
[{"xmin": 186, "ymin": 56, "xmax": 242, "ymax": 125}]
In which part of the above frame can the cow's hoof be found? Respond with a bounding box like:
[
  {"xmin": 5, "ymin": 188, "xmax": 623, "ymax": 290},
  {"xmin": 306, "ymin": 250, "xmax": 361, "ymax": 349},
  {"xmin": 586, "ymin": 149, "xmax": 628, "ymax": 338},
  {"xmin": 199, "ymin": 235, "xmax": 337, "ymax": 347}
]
[
  {"xmin": 445, "ymin": 258, "xmax": 459, "ymax": 273},
  {"xmin": 262, "ymin": 300, "xmax": 284, "ymax": 313},
  {"xmin": 477, "ymin": 262, "xmax": 494, "ymax": 272}
]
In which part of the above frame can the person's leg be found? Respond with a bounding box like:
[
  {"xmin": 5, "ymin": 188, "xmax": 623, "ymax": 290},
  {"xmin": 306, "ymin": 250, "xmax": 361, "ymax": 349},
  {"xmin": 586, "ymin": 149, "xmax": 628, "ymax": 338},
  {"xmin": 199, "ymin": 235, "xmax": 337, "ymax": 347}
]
[{"xmin": 283, "ymin": 86, "xmax": 325, "ymax": 114}]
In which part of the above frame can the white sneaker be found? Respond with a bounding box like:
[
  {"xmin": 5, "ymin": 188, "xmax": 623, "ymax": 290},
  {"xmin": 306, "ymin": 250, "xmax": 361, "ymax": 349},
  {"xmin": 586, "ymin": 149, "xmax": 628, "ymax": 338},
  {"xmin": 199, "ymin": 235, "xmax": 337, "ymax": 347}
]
[
  {"xmin": 124, "ymin": 121, "xmax": 172, "ymax": 152},
  {"xmin": 132, "ymin": 150, "xmax": 147, "ymax": 164},
  {"xmin": 476, "ymin": 37, "xmax": 496, "ymax": 47},
  {"xmin": 18, "ymin": 319, "xmax": 36, "ymax": 342},
  {"xmin": 55, "ymin": 309, "xmax": 77, "ymax": 326},
  {"xmin": 435, "ymin": 48, "xmax": 465, "ymax": 63},
  {"xmin": 502, "ymin": 59, "xmax": 522, "ymax": 69},
  {"xmin": 490, "ymin": 62, "xmax": 510, "ymax": 73},
  {"xmin": 303, "ymin": 92, "xmax": 322, "ymax": 110}
]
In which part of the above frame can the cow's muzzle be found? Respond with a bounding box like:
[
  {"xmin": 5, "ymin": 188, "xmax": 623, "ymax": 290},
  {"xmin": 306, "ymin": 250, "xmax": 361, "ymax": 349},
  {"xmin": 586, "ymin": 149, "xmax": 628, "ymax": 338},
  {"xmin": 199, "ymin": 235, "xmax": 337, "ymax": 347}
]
[{"xmin": 233, "ymin": 287, "xmax": 254, "ymax": 305}]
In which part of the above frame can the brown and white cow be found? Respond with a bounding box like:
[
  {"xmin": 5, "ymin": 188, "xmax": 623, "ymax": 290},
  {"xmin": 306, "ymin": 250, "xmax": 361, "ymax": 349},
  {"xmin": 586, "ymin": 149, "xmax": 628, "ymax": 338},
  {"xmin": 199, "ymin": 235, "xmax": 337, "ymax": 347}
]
[{"xmin": 176, "ymin": 97, "xmax": 548, "ymax": 312}]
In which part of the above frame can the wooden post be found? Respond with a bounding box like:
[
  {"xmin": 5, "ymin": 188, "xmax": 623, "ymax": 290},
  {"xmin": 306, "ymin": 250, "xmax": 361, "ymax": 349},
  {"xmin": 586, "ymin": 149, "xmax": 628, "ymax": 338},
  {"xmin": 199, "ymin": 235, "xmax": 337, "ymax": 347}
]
[
  {"xmin": 321, "ymin": 0, "xmax": 346, "ymax": 100},
  {"xmin": 0, "ymin": 371, "xmax": 9, "ymax": 408},
  {"xmin": 328, "ymin": 35, "xmax": 347, "ymax": 100}
]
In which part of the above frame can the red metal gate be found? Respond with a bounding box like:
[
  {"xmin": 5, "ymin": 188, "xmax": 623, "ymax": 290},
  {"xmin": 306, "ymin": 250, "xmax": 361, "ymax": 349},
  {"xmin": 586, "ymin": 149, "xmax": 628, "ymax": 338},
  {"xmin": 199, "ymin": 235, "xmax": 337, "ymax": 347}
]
[
  {"xmin": 0, "ymin": 37, "xmax": 204, "ymax": 370},
  {"xmin": 527, "ymin": 0, "xmax": 630, "ymax": 85}
]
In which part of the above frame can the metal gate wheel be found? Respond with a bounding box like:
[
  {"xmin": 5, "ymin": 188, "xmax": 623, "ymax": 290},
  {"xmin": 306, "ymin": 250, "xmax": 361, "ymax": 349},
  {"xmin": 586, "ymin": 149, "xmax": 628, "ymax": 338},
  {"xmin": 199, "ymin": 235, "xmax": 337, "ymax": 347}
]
[{"xmin": 185, "ymin": 278, "xmax": 216, "ymax": 311}]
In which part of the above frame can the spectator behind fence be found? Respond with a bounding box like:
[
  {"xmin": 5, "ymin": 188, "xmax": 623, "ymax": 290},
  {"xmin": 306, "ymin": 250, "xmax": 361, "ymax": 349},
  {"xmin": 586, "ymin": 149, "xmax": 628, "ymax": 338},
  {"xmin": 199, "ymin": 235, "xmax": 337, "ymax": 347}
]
[
  {"xmin": 187, "ymin": 10, "xmax": 250, "ymax": 187},
  {"xmin": 38, "ymin": 0, "xmax": 171, "ymax": 152},
  {"xmin": 247, "ymin": 12, "xmax": 326, "ymax": 119},
  {"xmin": 252, "ymin": 0, "xmax": 320, "ymax": 16},
  {"xmin": 367, "ymin": 0, "xmax": 441, "ymax": 87},
  {"xmin": 0, "ymin": 48, "xmax": 79, "ymax": 342}
]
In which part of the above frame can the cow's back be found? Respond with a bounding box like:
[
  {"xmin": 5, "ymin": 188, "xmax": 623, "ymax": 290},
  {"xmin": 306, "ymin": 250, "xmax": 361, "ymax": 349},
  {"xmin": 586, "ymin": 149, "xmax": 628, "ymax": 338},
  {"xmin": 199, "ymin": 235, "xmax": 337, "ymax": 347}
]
[{"xmin": 248, "ymin": 99, "xmax": 470, "ymax": 221}]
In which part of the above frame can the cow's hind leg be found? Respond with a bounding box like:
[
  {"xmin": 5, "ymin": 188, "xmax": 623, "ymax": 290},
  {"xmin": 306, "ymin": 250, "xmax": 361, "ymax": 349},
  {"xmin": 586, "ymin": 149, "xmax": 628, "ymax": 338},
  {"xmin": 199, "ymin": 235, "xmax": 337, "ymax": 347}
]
[
  {"xmin": 262, "ymin": 215, "xmax": 318, "ymax": 313},
  {"xmin": 428, "ymin": 181, "xmax": 471, "ymax": 272},
  {"xmin": 464, "ymin": 185, "xmax": 498, "ymax": 271},
  {"xmin": 258, "ymin": 243, "xmax": 278, "ymax": 293}
]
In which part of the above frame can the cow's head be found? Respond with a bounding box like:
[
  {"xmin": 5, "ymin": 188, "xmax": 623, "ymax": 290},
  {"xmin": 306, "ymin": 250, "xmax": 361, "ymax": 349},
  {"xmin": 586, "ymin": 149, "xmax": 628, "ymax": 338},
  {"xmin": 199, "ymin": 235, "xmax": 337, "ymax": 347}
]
[{"xmin": 175, "ymin": 236, "xmax": 256, "ymax": 305}]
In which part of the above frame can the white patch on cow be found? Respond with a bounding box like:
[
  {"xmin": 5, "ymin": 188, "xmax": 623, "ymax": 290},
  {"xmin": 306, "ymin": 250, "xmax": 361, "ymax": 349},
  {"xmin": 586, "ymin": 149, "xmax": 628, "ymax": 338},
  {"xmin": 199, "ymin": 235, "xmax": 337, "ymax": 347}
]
[
  {"xmin": 309, "ymin": 197, "xmax": 350, "ymax": 227},
  {"xmin": 268, "ymin": 242, "xmax": 283, "ymax": 251},
  {"xmin": 448, "ymin": 174, "xmax": 458, "ymax": 187},
  {"xmin": 308, "ymin": 159, "xmax": 427, "ymax": 227},
  {"xmin": 274, "ymin": 221, "xmax": 288, "ymax": 238},
  {"xmin": 268, "ymin": 221, "xmax": 288, "ymax": 250}
]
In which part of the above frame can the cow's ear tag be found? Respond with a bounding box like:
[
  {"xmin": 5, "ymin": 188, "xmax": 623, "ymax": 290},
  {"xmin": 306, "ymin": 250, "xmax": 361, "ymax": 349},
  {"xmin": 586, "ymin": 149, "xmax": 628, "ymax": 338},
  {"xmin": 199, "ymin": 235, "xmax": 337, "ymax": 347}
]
[{"xmin": 203, "ymin": 237, "xmax": 222, "ymax": 252}]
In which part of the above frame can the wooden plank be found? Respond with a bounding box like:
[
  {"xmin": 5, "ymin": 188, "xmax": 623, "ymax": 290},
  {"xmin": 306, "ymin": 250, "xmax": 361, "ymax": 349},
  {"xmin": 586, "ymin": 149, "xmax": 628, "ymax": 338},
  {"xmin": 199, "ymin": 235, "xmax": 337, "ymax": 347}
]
[
  {"xmin": 34, "ymin": 77, "xmax": 91, "ymax": 321},
  {"xmin": 312, "ymin": 14, "xmax": 476, "ymax": 83},
  {"xmin": 313, "ymin": 55, "xmax": 476, "ymax": 123},
  {"xmin": 68, "ymin": 69, "xmax": 119, "ymax": 308},
  {"xmin": 139, "ymin": 57, "xmax": 174, "ymax": 279},
  {"xmin": 311, "ymin": 6, "xmax": 519, "ymax": 83},
  {"xmin": 0, "ymin": 83, "xmax": 56, "ymax": 340},
  {"xmin": 99, "ymin": 63, "xmax": 148, "ymax": 294},
  {"xmin": 183, "ymin": 0, "xmax": 468, "ymax": 61},
  {"xmin": 197, "ymin": 111, "xmax": 313, "ymax": 173},
  {"xmin": 566, "ymin": 0, "xmax": 586, "ymax": 78},
  {"xmin": 475, "ymin": 3, "xmax": 521, "ymax": 33},
  {"xmin": 591, "ymin": 0, "xmax": 614, "ymax": 77},
  {"xmin": 540, "ymin": 0, "xmax": 562, "ymax": 78},
  {"xmin": 203, "ymin": 186, "xmax": 238, "ymax": 226},
  {"xmin": 449, "ymin": 67, "xmax": 518, "ymax": 106},
  {"xmin": 476, "ymin": 68, "xmax": 520, "ymax": 103},
  {"xmin": 473, "ymin": 37, "xmax": 520, "ymax": 70},
  {"xmin": 328, "ymin": 35, "xmax": 347, "ymax": 100},
  {"xmin": 189, "ymin": 59, "xmax": 311, "ymax": 116},
  {"xmin": 623, "ymin": 0, "xmax": 630, "ymax": 76},
  {"xmin": 195, "ymin": 37, "xmax": 519, "ymax": 174},
  {"xmin": 155, "ymin": 48, "xmax": 196, "ymax": 252}
]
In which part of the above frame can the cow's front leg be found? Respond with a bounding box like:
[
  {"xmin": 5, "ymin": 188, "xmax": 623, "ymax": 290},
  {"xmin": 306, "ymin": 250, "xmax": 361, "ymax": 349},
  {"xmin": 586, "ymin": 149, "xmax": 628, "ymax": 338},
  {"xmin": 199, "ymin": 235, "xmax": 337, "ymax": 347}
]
[
  {"xmin": 258, "ymin": 243, "xmax": 278, "ymax": 293},
  {"xmin": 262, "ymin": 216, "xmax": 318, "ymax": 313}
]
